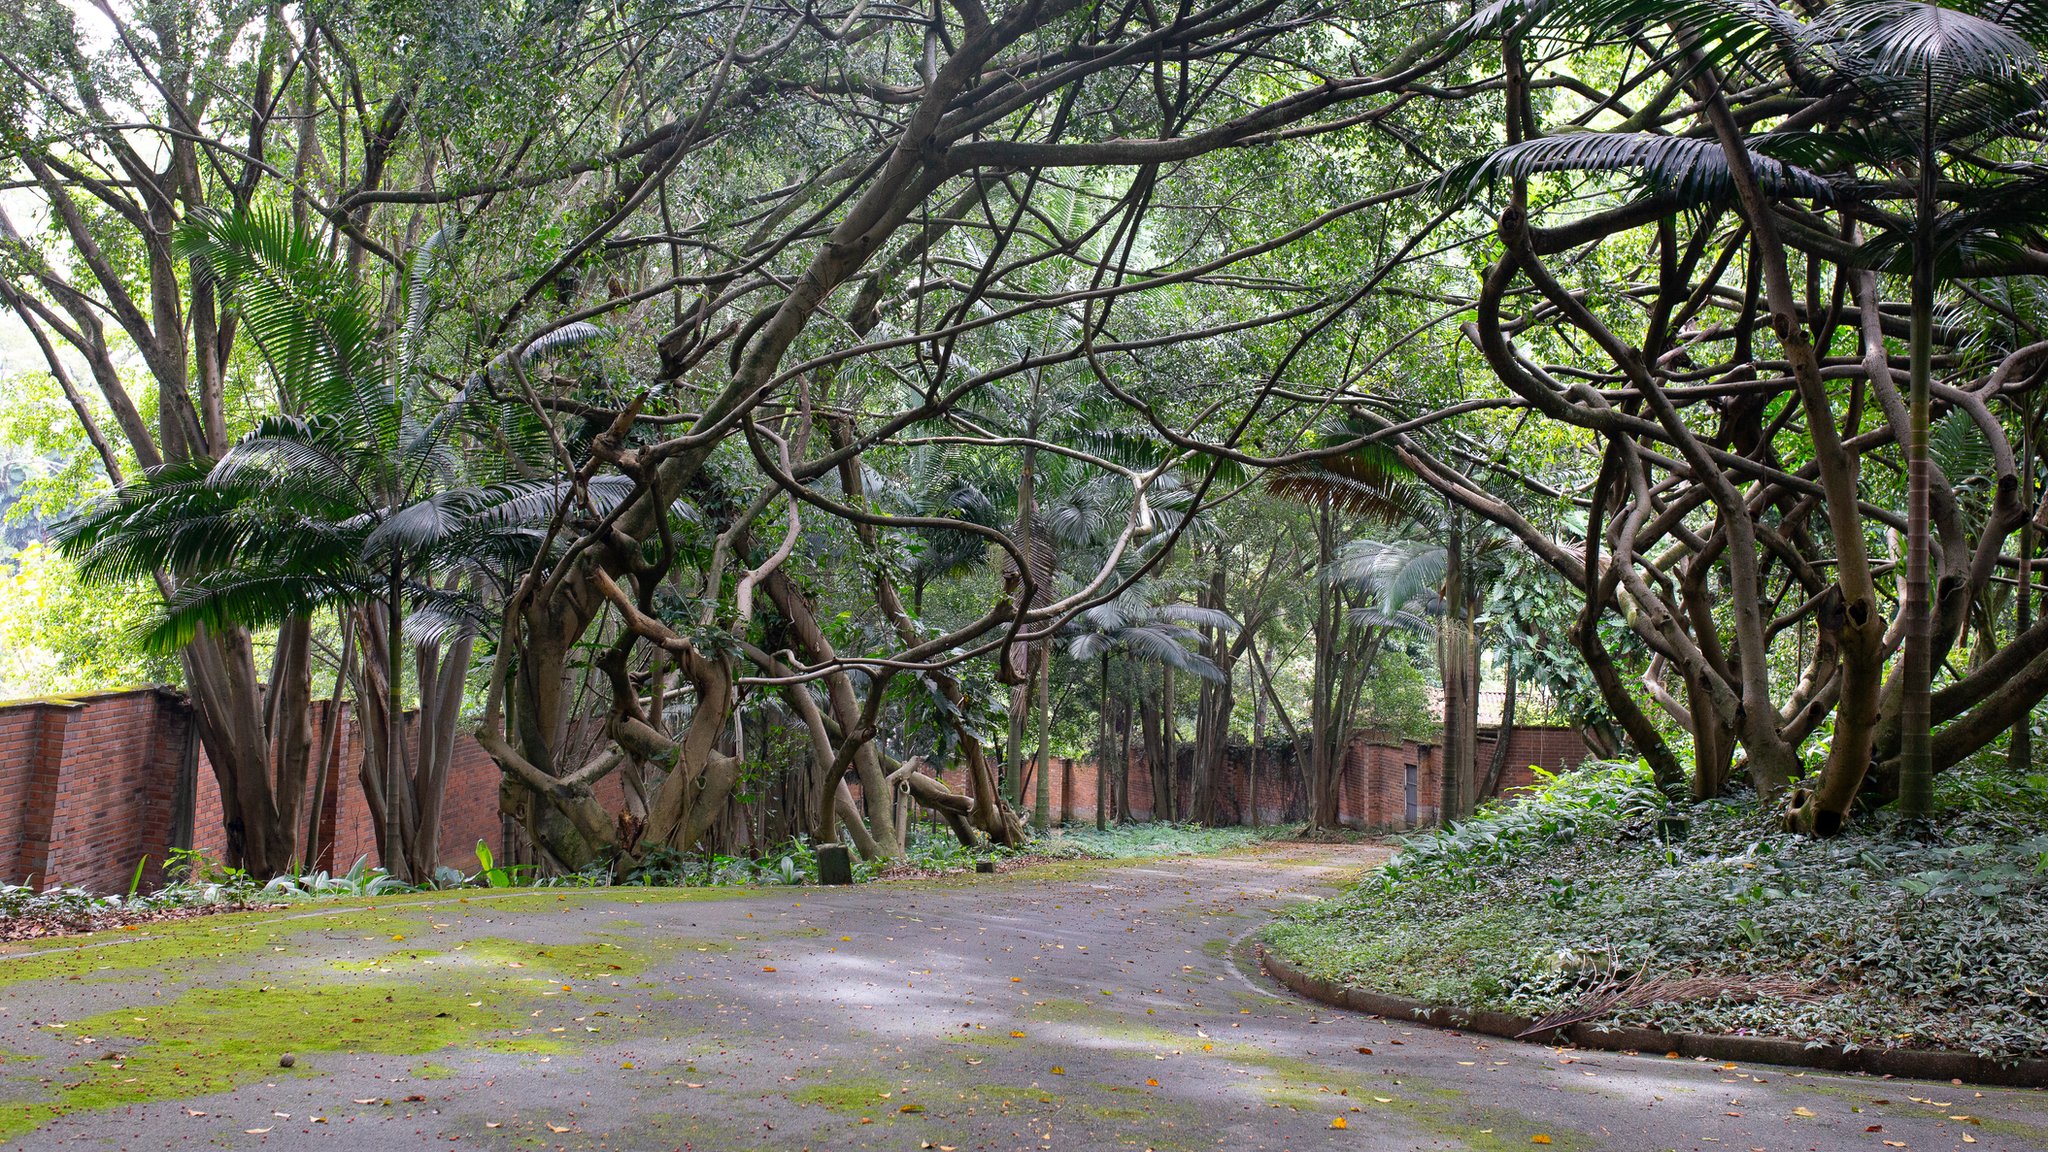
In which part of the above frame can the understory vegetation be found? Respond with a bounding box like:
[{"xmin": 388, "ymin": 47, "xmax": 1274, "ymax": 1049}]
[
  {"xmin": 2, "ymin": 823, "xmax": 1268, "ymax": 941},
  {"xmin": 1266, "ymin": 762, "xmax": 2048, "ymax": 1061}
]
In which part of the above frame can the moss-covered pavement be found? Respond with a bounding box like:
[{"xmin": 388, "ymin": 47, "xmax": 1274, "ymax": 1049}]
[{"xmin": 2, "ymin": 844, "xmax": 2043, "ymax": 1151}]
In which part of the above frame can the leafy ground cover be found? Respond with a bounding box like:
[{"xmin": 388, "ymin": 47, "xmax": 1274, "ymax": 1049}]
[
  {"xmin": 1264, "ymin": 760, "xmax": 2048, "ymax": 1062},
  {"xmin": 1, "ymin": 823, "xmax": 1276, "ymax": 941}
]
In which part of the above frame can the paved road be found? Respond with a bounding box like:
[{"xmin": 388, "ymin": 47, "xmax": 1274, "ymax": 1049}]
[{"xmin": 2, "ymin": 844, "xmax": 2043, "ymax": 1151}]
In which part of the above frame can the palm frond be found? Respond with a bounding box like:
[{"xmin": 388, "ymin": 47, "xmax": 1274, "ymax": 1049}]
[
  {"xmin": 1820, "ymin": 0, "xmax": 2042, "ymax": 82},
  {"xmin": 147, "ymin": 571, "xmax": 364, "ymax": 651},
  {"xmin": 1328, "ymin": 538, "xmax": 1450, "ymax": 616},
  {"xmin": 177, "ymin": 207, "xmax": 387, "ymax": 423},
  {"xmin": 1117, "ymin": 625, "xmax": 1227, "ymax": 681},
  {"xmin": 1931, "ymin": 410, "xmax": 1995, "ymax": 484},
  {"xmin": 1149, "ymin": 603, "xmax": 1239, "ymax": 633},
  {"xmin": 1437, "ymin": 133, "xmax": 1834, "ymax": 206},
  {"xmin": 363, "ymin": 490, "xmax": 481, "ymax": 558},
  {"xmin": 403, "ymin": 222, "xmax": 460, "ymax": 387}
]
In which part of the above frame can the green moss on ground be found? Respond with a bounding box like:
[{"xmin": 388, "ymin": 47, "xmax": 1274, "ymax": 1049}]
[
  {"xmin": 0, "ymin": 926, "xmax": 702, "ymax": 1143},
  {"xmin": 788, "ymin": 1076, "xmax": 903, "ymax": 1114},
  {"xmin": 0, "ymin": 909, "xmax": 393, "ymax": 985},
  {"xmin": 1226, "ymin": 1048, "xmax": 1593, "ymax": 1149}
]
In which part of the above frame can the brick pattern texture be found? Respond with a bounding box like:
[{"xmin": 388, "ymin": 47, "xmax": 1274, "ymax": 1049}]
[
  {"xmin": 1, "ymin": 688, "xmax": 501, "ymax": 892},
  {"xmin": 1022, "ymin": 725, "xmax": 1593, "ymax": 828}
]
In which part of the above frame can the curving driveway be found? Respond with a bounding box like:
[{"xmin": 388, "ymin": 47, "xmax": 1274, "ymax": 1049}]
[{"xmin": 1, "ymin": 844, "xmax": 2043, "ymax": 1150}]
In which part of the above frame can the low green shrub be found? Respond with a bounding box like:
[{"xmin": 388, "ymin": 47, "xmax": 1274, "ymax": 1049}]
[{"xmin": 1266, "ymin": 759, "xmax": 2048, "ymax": 1061}]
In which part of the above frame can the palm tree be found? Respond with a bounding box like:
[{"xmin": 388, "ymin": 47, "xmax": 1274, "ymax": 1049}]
[
  {"xmin": 1816, "ymin": 1, "xmax": 2047, "ymax": 825},
  {"xmin": 1267, "ymin": 422, "xmax": 1440, "ymax": 827},
  {"xmin": 1064, "ymin": 587, "xmax": 1235, "ymax": 828},
  {"xmin": 61, "ymin": 208, "xmax": 599, "ymax": 882}
]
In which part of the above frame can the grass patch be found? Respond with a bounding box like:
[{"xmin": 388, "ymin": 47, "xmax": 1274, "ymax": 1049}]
[{"xmin": 1265, "ymin": 758, "xmax": 2048, "ymax": 1062}]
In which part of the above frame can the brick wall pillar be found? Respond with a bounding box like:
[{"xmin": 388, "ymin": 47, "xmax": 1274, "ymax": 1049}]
[{"xmin": 12, "ymin": 702, "xmax": 75, "ymax": 885}]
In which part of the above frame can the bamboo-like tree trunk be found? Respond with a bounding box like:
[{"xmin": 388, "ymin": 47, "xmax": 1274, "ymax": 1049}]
[{"xmin": 1898, "ymin": 101, "xmax": 1938, "ymax": 825}]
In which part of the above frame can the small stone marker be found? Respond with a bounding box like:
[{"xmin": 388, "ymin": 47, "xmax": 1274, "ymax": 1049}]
[
  {"xmin": 817, "ymin": 843, "xmax": 854, "ymax": 885},
  {"xmin": 975, "ymin": 859, "xmax": 996, "ymax": 874}
]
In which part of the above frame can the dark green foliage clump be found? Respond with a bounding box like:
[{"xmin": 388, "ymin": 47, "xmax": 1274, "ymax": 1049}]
[{"xmin": 1266, "ymin": 760, "xmax": 2048, "ymax": 1061}]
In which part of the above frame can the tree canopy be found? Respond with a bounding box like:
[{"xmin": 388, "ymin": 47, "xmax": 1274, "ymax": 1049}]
[{"xmin": 4, "ymin": 0, "xmax": 2047, "ymax": 875}]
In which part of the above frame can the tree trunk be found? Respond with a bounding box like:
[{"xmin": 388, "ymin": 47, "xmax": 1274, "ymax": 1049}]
[
  {"xmin": 1438, "ymin": 511, "xmax": 1478, "ymax": 824},
  {"xmin": 1161, "ymin": 664, "xmax": 1179, "ymax": 820},
  {"xmin": 1097, "ymin": 655, "xmax": 1111, "ymax": 831},
  {"xmin": 1249, "ymin": 644, "xmax": 1266, "ymax": 828},
  {"xmin": 180, "ymin": 621, "xmax": 312, "ymax": 879},
  {"xmin": 1033, "ymin": 646, "xmax": 1052, "ymax": 831},
  {"xmin": 1898, "ymin": 107, "xmax": 1938, "ymax": 825},
  {"xmin": 1310, "ymin": 503, "xmax": 1341, "ymax": 829},
  {"xmin": 1481, "ymin": 651, "xmax": 1516, "ymax": 802},
  {"xmin": 2013, "ymin": 398, "xmax": 2036, "ymax": 774},
  {"xmin": 303, "ymin": 624, "xmax": 353, "ymax": 871}
]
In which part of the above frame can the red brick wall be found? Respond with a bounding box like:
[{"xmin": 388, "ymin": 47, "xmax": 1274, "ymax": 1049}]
[
  {"xmin": 1, "ymin": 688, "xmax": 503, "ymax": 892},
  {"xmin": 1, "ymin": 691, "xmax": 190, "ymax": 892},
  {"xmin": 1037, "ymin": 725, "xmax": 1592, "ymax": 830},
  {"xmin": 0, "ymin": 703, "xmax": 41, "ymax": 885}
]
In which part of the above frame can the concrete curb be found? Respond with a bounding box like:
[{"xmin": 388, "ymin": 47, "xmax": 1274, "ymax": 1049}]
[{"xmin": 1257, "ymin": 946, "xmax": 2048, "ymax": 1089}]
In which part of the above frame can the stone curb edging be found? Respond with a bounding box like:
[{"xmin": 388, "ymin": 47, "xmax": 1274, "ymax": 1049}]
[{"xmin": 1257, "ymin": 945, "xmax": 2048, "ymax": 1089}]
